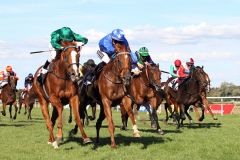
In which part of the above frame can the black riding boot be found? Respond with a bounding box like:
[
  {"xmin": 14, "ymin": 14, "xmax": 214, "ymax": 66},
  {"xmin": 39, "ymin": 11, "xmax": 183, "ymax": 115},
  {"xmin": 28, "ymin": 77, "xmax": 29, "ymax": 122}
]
[{"xmin": 37, "ymin": 60, "xmax": 50, "ymax": 85}]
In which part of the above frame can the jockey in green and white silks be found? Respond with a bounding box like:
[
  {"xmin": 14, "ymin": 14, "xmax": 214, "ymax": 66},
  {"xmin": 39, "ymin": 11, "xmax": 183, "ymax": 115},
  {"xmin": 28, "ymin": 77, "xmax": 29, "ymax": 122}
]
[
  {"xmin": 39, "ymin": 27, "xmax": 88, "ymax": 83},
  {"xmin": 133, "ymin": 47, "xmax": 154, "ymax": 75}
]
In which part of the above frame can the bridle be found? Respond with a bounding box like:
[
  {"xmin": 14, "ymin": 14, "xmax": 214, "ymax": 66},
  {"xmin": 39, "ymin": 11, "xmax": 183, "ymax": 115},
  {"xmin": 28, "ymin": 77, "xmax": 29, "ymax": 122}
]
[{"xmin": 143, "ymin": 64, "xmax": 161, "ymax": 91}]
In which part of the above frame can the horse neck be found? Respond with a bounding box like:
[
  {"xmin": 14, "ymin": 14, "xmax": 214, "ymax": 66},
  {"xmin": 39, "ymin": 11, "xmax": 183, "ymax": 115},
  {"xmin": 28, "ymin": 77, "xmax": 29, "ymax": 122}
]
[
  {"xmin": 52, "ymin": 58, "xmax": 67, "ymax": 77},
  {"xmin": 104, "ymin": 60, "xmax": 119, "ymax": 79}
]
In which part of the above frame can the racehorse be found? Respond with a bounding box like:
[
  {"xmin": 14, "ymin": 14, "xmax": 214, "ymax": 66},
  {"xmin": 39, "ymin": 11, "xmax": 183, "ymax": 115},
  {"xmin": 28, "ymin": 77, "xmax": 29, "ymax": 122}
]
[
  {"xmin": 0, "ymin": 75, "xmax": 18, "ymax": 119},
  {"xmin": 18, "ymin": 88, "xmax": 37, "ymax": 120},
  {"xmin": 120, "ymin": 63, "xmax": 164, "ymax": 134},
  {"xmin": 33, "ymin": 41, "xmax": 91, "ymax": 149},
  {"xmin": 96, "ymin": 43, "xmax": 140, "ymax": 148},
  {"xmin": 68, "ymin": 60, "xmax": 97, "ymax": 125},
  {"xmin": 163, "ymin": 66, "xmax": 216, "ymax": 128},
  {"xmin": 181, "ymin": 66, "xmax": 217, "ymax": 124}
]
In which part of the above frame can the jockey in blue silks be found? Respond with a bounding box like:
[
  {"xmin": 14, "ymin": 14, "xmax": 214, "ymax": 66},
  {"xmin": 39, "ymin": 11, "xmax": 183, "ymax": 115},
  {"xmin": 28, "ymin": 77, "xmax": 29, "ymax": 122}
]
[
  {"xmin": 97, "ymin": 29, "xmax": 139, "ymax": 73},
  {"xmin": 84, "ymin": 29, "xmax": 139, "ymax": 85}
]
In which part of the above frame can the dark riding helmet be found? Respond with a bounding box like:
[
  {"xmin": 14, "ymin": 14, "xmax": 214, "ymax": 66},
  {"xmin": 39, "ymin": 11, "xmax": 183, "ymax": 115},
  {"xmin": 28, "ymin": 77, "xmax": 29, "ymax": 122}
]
[
  {"xmin": 86, "ymin": 59, "xmax": 96, "ymax": 67},
  {"xmin": 28, "ymin": 73, "xmax": 33, "ymax": 78}
]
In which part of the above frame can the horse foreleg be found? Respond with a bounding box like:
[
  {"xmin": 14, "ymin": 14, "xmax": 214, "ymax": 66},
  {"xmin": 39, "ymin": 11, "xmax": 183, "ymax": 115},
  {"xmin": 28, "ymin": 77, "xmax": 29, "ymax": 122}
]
[
  {"xmin": 122, "ymin": 96, "xmax": 140, "ymax": 138},
  {"xmin": 194, "ymin": 106, "xmax": 201, "ymax": 123},
  {"xmin": 18, "ymin": 102, "xmax": 22, "ymax": 114},
  {"xmin": 102, "ymin": 97, "xmax": 117, "ymax": 148},
  {"xmin": 9, "ymin": 104, "xmax": 12, "ymax": 119},
  {"xmin": 96, "ymin": 105, "xmax": 105, "ymax": 144},
  {"xmin": 39, "ymin": 100, "xmax": 55, "ymax": 146},
  {"xmin": 50, "ymin": 107, "xmax": 58, "ymax": 127},
  {"xmin": 68, "ymin": 105, "xmax": 72, "ymax": 123},
  {"xmin": 13, "ymin": 101, "xmax": 18, "ymax": 120},
  {"xmin": 202, "ymin": 97, "xmax": 218, "ymax": 120},
  {"xmin": 89, "ymin": 103, "xmax": 96, "ymax": 120},
  {"xmin": 184, "ymin": 105, "xmax": 193, "ymax": 125},
  {"xmin": 70, "ymin": 95, "xmax": 91, "ymax": 144},
  {"xmin": 1, "ymin": 103, "xmax": 6, "ymax": 116},
  {"xmin": 28, "ymin": 104, "xmax": 34, "ymax": 120},
  {"xmin": 149, "ymin": 99, "xmax": 164, "ymax": 135}
]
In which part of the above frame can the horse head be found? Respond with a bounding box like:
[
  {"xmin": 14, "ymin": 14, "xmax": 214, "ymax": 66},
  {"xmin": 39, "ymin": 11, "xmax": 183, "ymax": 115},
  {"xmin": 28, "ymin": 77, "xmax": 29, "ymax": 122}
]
[
  {"xmin": 191, "ymin": 66, "xmax": 210, "ymax": 92},
  {"xmin": 145, "ymin": 63, "xmax": 161, "ymax": 91},
  {"xmin": 112, "ymin": 40, "xmax": 131, "ymax": 86},
  {"xmin": 8, "ymin": 75, "xmax": 18, "ymax": 91},
  {"xmin": 60, "ymin": 41, "xmax": 81, "ymax": 82}
]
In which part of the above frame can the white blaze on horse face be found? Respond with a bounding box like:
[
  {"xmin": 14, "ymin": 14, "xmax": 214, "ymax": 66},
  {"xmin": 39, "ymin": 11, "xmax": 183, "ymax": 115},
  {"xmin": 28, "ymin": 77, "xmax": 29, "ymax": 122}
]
[{"xmin": 70, "ymin": 50, "xmax": 79, "ymax": 75}]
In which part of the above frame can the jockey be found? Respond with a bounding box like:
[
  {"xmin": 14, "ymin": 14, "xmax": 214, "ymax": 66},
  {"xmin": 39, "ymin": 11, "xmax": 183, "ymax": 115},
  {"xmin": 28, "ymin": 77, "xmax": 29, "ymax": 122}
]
[
  {"xmin": 134, "ymin": 47, "xmax": 154, "ymax": 75},
  {"xmin": 85, "ymin": 29, "xmax": 138, "ymax": 85},
  {"xmin": 185, "ymin": 58, "xmax": 195, "ymax": 75},
  {"xmin": 38, "ymin": 27, "xmax": 88, "ymax": 84},
  {"xmin": 21, "ymin": 73, "xmax": 34, "ymax": 98},
  {"xmin": 0, "ymin": 66, "xmax": 18, "ymax": 90},
  {"xmin": 24, "ymin": 73, "xmax": 34, "ymax": 91},
  {"xmin": 170, "ymin": 60, "xmax": 188, "ymax": 90},
  {"xmin": 83, "ymin": 59, "xmax": 97, "ymax": 85}
]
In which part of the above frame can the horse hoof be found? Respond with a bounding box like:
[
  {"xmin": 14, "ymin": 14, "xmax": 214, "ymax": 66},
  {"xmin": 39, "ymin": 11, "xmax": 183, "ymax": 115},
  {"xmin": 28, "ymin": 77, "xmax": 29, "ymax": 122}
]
[
  {"xmin": 69, "ymin": 130, "xmax": 77, "ymax": 137},
  {"xmin": 1, "ymin": 111, "xmax": 6, "ymax": 116},
  {"xmin": 199, "ymin": 117, "xmax": 204, "ymax": 122},
  {"xmin": 83, "ymin": 138, "xmax": 92, "ymax": 144},
  {"xmin": 111, "ymin": 144, "xmax": 117, "ymax": 149},
  {"xmin": 151, "ymin": 124, "xmax": 157, "ymax": 129},
  {"xmin": 52, "ymin": 141, "xmax": 59, "ymax": 149},
  {"xmin": 47, "ymin": 141, "xmax": 52, "ymax": 145},
  {"xmin": 158, "ymin": 129, "xmax": 164, "ymax": 135},
  {"xmin": 213, "ymin": 117, "xmax": 218, "ymax": 120},
  {"xmin": 13, "ymin": 116, "xmax": 17, "ymax": 120},
  {"xmin": 133, "ymin": 132, "xmax": 141, "ymax": 137}
]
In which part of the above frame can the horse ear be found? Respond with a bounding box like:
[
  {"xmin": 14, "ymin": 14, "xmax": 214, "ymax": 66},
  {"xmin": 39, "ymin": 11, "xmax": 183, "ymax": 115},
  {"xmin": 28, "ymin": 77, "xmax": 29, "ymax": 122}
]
[{"xmin": 202, "ymin": 65, "xmax": 204, "ymax": 69}]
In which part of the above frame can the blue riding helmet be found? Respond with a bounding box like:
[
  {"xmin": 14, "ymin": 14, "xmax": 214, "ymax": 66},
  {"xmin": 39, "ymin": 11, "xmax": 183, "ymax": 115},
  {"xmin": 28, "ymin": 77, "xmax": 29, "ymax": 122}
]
[{"xmin": 111, "ymin": 29, "xmax": 125, "ymax": 41}]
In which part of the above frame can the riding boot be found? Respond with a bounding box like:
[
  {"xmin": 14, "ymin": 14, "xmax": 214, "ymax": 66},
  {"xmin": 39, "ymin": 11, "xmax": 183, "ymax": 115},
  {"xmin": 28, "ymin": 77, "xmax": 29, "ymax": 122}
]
[{"xmin": 38, "ymin": 60, "xmax": 50, "ymax": 85}]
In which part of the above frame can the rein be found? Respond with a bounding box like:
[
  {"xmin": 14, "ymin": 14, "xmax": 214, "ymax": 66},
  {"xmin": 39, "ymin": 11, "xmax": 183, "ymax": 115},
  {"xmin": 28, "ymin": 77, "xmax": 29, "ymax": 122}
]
[{"xmin": 103, "ymin": 52, "xmax": 130, "ymax": 84}]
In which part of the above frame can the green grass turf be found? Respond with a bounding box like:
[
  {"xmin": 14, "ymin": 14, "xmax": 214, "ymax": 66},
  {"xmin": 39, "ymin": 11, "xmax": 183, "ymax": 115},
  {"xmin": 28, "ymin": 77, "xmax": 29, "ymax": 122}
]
[{"xmin": 0, "ymin": 107, "xmax": 239, "ymax": 160}]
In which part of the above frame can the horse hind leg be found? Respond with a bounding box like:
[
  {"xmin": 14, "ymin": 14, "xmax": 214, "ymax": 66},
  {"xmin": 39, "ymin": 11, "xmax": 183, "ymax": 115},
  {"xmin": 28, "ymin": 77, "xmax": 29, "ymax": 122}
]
[
  {"xmin": 1, "ymin": 104, "xmax": 6, "ymax": 116},
  {"xmin": 120, "ymin": 103, "xmax": 128, "ymax": 131},
  {"xmin": 152, "ymin": 108, "xmax": 164, "ymax": 135}
]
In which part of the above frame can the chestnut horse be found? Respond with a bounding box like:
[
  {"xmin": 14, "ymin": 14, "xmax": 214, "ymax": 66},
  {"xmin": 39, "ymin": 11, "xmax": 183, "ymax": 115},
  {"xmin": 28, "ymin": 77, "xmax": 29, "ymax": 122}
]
[
  {"xmin": 33, "ymin": 41, "xmax": 91, "ymax": 149},
  {"xmin": 0, "ymin": 75, "xmax": 18, "ymax": 119},
  {"xmin": 18, "ymin": 88, "xmax": 37, "ymax": 120},
  {"xmin": 120, "ymin": 64, "xmax": 164, "ymax": 134},
  {"xmin": 96, "ymin": 44, "xmax": 140, "ymax": 148}
]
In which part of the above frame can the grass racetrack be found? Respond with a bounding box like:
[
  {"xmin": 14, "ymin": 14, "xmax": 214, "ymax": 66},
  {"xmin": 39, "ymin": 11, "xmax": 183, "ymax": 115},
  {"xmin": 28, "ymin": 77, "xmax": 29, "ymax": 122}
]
[{"xmin": 0, "ymin": 107, "xmax": 239, "ymax": 160}]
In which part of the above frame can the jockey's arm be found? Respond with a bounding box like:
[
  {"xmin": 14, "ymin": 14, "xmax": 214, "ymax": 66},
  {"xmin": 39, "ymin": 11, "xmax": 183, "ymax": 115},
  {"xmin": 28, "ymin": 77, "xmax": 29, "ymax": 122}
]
[{"xmin": 170, "ymin": 65, "xmax": 177, "ymax": 78}]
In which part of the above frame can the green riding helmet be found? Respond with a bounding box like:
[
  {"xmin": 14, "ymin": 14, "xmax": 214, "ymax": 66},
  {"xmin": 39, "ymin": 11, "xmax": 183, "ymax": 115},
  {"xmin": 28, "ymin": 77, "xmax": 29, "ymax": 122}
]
[{"xmin": 139, "ymin": 47, "xmax": 149, "ymax": 56}]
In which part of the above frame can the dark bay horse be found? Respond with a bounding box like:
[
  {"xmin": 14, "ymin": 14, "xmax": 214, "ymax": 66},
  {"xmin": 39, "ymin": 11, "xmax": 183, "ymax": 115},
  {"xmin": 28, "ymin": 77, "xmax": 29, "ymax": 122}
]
[
  {"xmin": 0, "ymin": 75, "xmax": 18, "ymax": 119},
  {"xmin": 18, "ymin": 88, "xmax": 37, "ymax": 120},
  {"xmin": 164, "ymin": 66, "xmax": 217, "ymax": 128},
  {"xmin": 68, "ymin": 60, "xmax": 97, "ymax": 125},
  {"xmin": 33, "ymin": 41, "xmax": 91, "ymax": 149},
  {"xmin": 120, "ymin": 64, "xmax": 164, "ymax": 134},
  {"xmin": 96, "ymin": 44, "xmax": 140, "ymax": 148}
]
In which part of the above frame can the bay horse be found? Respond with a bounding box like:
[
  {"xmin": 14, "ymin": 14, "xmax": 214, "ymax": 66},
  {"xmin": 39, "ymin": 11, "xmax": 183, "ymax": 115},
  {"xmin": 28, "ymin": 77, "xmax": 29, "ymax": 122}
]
[
  {"xmin": 164, "ymin": 66, "xmax": 217, "ymax": 128},
  {"xmin": 33, "ymin": 41, "xmax": 91, "ymax": 149},
  {"xmin": 96, "ymin": 43, "xmax": 140, "ymax": 148},
  {"xmin": 0, "ymin": 75, "xmax": 18, "ymax": 119},
  {"xmin": 18, "ymin": 88, "xmax": 37, "ymax": 120},
  {"xmin": 120, "ymin": 63, "xmax": 164, "ymax": 134}
]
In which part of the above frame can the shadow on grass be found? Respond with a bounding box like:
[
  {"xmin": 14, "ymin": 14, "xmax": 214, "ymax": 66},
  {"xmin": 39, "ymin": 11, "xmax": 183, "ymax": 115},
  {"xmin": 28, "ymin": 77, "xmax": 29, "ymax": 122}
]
[
  {"xmin": 182, "ymin": 122, "xmax": 222, "ymax": 129},
  {"xmin": 0, "ymin": 123, "xmax": 31, "ymax": 127},
  {"xmin": 62, "ymin": 132, "xmax": 172, "ymax": 150}
]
